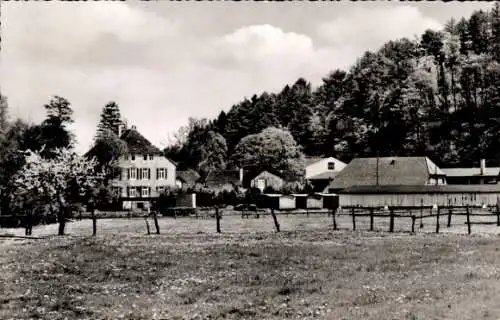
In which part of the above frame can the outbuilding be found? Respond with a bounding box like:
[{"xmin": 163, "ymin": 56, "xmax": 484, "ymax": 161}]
[{"xmin": 339, "ymin": 185, "xmax": 500, "ymax": 208}]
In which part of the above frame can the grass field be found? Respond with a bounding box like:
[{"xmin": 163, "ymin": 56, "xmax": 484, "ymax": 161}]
[{"xmin": 3, "ymin": 214, "xmax": 500, "ymax": 319}]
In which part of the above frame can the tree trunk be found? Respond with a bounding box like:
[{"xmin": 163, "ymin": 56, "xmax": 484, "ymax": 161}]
[{"xmin": 58, "ymin": 212, "xmax": 66, "ymax": 236}]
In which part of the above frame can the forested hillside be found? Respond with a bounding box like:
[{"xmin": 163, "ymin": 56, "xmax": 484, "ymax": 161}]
[{"xmin": 166, "ymin": 4, "xmax": 500, "ymax": 170}]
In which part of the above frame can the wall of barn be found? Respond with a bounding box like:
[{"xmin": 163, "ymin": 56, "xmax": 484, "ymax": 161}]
[{"xmin": 340, "ymin": 193, "xmax": 500, "ymax": 207}]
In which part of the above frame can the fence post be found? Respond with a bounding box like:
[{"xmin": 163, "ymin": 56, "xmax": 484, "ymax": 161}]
[
  {"xmin": 92, "ymin": 208, "xmax": 97, "ymax": 236},
  {"xmin": 411, "ymin": 215, "xmax": 416, "ymax": 233},
  {"xmin": 496, "ymin": 199, "xmax": 500, "ymax": 227},
  {"xmin": 215, "ymin": 207, "xmax": 221, "ymax": 234},
  {"xmin": 144, "ymin": 217, "xmax": 151, "ymax": 235},
  {"xmin": 369, "ymin": 208, "xmax": 374, "ymax": 231},
  {"xmin": 270, "ymin": 208, "xmax": 280, "ymax": 232},
  {"xmin": 466, "ymin": 205, "xmax": 471, "ymax": 235},
  {"xmin": 436, "ymin": 206, "xmax": 440, "ymax": 233},
  {"xmin": 447, "ymin": 208, "xmax": 452, "ymax": 228},
  {"xmin": 351, "ymin": 207, "xmax": 356, "ymax": 231},
  {"xmin": 419, "ymin": 199, "xmax": 424, "ymax": 228},
  {"xmin": 332, "ymin": 208, "xmax": 337, "ymax": 230},
  {"xmin": 153, "ymin": 211, "xmax": 160, "ymax": 234},
  {"xmin": 389, "ymin": 208, "xmax": 394, "ymax": 233}
]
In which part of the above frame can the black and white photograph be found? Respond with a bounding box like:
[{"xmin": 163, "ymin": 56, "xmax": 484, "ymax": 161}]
[{"xmin": 1, "ymin": 1, "xmax": 500, "ymax": 319}]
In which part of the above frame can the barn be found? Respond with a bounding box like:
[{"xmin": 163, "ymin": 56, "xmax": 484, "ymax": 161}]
[
  {"xmin": 339, "ymin": 185, "xmax": 500, "ymax": 208},
  {"xmin": 326, "ymin": 156, "xmax": 446, "ymax": 193}
]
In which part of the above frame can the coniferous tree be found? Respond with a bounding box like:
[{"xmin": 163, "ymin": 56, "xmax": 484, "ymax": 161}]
[{"xmin": 96, "ymin": 101, "xmax": 123, "ymax": 139}]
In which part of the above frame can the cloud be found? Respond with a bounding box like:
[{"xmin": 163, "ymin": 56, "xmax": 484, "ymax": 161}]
[
  {"xmin": 317, "ymin": 6, "xmax": 442, "ymax": 51},
  {"xmin": 2, "ymin": 2, "xmax": 181, "ymax": 67},
  {"xmin": 0, "ymin": 3, "xmax": 452, "ymax": 156}
]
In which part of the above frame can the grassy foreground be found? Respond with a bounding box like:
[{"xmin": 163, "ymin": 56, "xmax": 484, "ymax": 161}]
[{"xmin": 3, "ymin": 217, "xmax": 500, "ymax": 319}]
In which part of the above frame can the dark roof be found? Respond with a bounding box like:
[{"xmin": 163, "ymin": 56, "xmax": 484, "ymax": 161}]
[
  {"xmin": 308, "ymin": 171, "xmax": 340, "ymax": 181},
  {"xmin": 340, "ymin": 184, "xmax": 500, "ymax": 194},
  {"xmin": 119, "ymin": 127, "xmax": 162, "ymax": 155},
  {"xmin": 442, "ymin": 168, "xmax": 500, "ymax": 178},
  {"xmin": 176, "ymin": 170, "xmax": 201, "ymax": 186},
  {"xmin": 328, "ymin": 157, "xmax": 444, "ymax": 190},
  {"xmin": 204, "ymin": 170, "xmax": 242, "ymax": 188}
]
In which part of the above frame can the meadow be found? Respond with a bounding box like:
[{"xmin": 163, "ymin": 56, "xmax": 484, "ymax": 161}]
[{"xmin": 2, "ymin": 214, "xmax": 500, "ymax": 319}]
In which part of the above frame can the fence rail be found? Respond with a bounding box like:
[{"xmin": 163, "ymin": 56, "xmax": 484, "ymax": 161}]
[{"xmin": 3, "ymin": 204, "xmax": 500, "ymax": 237}]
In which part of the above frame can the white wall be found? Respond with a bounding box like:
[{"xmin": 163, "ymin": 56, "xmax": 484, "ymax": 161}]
[
  {"xmin": 112, "ymin": 153, "xmax": 176, "ymax": 198},
  {"xmin": 305, "ymin": 157, "xmax": 347, "ymax": 179}
]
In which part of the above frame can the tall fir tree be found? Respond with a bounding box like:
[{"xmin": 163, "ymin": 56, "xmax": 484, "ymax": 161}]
[{"xmin": 96, "ymin": 101, "xmax": 123, "ymax": 139}]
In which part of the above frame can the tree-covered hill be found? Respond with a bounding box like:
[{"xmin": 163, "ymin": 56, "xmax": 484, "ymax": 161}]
[{"xmin": 166, "ymin": 4, "xmax": 500, "ymax": 169}]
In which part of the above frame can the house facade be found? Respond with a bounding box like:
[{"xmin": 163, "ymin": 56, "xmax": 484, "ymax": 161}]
[
  {"xmin": 305, "ymin": 157, "xmax": 347, "ymax": 192},
  {"xmin": 305, "ymin": 157, "xmax": 347, "ymax": 179},
  {"xmin": 250, "ymin": 170, "xmax": 284, "ymax": 192},
  {"xmin": 110, "ymin": 126, "xmax": 176, "ymax": 210}
]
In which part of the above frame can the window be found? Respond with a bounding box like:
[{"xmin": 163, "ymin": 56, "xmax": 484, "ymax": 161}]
[
  {"xmin": 142, "ymin": 168, "xmax": 150, "ymax": 180},
  {"xmin": 141, "ymin": 187, "xmax": 149, "ymax": 197},
  {"xmin": 129, "ymin": 168, "xmax": 137, "ymax": 180},
  {"xmin": 327, "ymin": 162, "xmax": 335, "ymax": 170},
  {"xmin": 143, "ymin": 154, "xmax": 148, "ymax": 161},
  {"xmin": 129, "ymin": 187, "xmax": 137, "ymax": 198},
  {"xmin": 157, "ymin": 168, "xmax": 166, "ymax": 180},
  {"xmin": 131, "ymin": 154, "xmax": 135, "ymax": 161},
  {"xmin": 149, "ymin": 155, "xmax": 154, "ymax": 160},
  {"xmin": 256, "ymin": 179, "xmax": 266, "ymax": 191}
]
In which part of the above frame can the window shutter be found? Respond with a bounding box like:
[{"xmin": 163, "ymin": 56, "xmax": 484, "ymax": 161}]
[
  {"xmin": 148, "ymin": 168, "xmax": 151, "ymax": 180},
  {"xmin": 137, "ymin": 168, "xmax": 141, "ymax": 180},
  {"xmin": 165, "ymin": 168, "xmax": 168, "ymax": 179},
  {"xmin": 156, "ymin": 168, "xmax": 159, "ymax": 179},
  {"xmin": 127, "ymin": 169, "xmax": 130, "ymax": 180},
  {"xmin": 127, "ymin": 187, "xmax": 130, "ymax": 197},
  {"xmin": 148, "ymin": 187, "xmax": 151, "ymax": 197}
]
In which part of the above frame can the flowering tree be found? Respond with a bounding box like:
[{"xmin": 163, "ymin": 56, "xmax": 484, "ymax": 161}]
[{"xmin": 12, "ymin": 148, "xmax": 103, "ymax": 235}]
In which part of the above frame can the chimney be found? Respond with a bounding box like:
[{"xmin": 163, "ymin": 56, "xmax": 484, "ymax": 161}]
[
  {"xmin": 131, "ymin": 125, "xmax": 137, "ymax": 130},
  {"xmin": 480, "ymin": 159, "xmax": 486, "ymax": 175},
  {"xmin": 239, "ymin": 168, "xmax": 244, "ymax": 183}
]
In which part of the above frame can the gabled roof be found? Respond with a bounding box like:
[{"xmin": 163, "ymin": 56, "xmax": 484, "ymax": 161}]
[
  {"xmin": 328, "ymin": 157, "xmax": 444, "ymax": 190},
  {"xmin": 308, "ymin": 171, "xmax": 340, "ymax": 181},
  {"xmin": 176, "ymin": 169, "xmax": 201, "ymax": 186},
  {"xmin": 204, "ymin": 170, "xmax": 242, "ymax": 188},
  {"xmin": 119, "ymin": 127, "xmax": 162, "ymax": 155},
  {"xmin": 305, "ymin": 156, "xmax": 346, "ymax": 167},
  {"xmin": 442, "ymin": 168, "xmax": 500, "ymax": 178}
]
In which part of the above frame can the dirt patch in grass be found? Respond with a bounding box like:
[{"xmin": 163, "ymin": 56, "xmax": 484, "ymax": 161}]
[{"xmin": 3, "ymin": 221, "xmax": 500, "ymax": 319}]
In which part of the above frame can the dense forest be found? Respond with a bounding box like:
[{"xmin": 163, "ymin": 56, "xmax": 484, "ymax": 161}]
[{"xmin": 166, "ymin": 4, "xmax": 500, "ymax": 170}]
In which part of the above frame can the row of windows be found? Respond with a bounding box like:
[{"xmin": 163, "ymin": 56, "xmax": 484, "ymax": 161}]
[
  {"xmin": 123, "ymin": 168, "xmax": 168, "ymax": 180},
  {"xmin": 124, "ymin": 154, "xmax": 155, "ymax": 161},
  {"xmin": 113, "ymin": 186, "xmax": 168, "ymax": 198}
]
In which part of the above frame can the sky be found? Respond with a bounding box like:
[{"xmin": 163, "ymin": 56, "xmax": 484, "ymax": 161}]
[{"xmin": 0, "ymin": 1, "xmax": 495, "ymax": 155}]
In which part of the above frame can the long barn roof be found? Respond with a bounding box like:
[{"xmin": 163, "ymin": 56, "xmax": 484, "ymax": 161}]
[{"xmin": 328, "ymin": 157, "xmax": 444, "ymax": 190}]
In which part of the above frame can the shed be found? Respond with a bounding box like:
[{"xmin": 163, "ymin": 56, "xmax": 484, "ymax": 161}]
[
  {"xmin": 307, "ymin": 194, "xmax": 324, "ymax": 209},
  {"xmin": 264, "ymin": 194, "xmax": 296, "ymax": 210},
  {"xmin": 320, "ymin": 193, "xmax": 340, "ymax": 209},
  {"xmin": 292, "ymin": 194, "xmax": 308, "ymax": 209}
]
